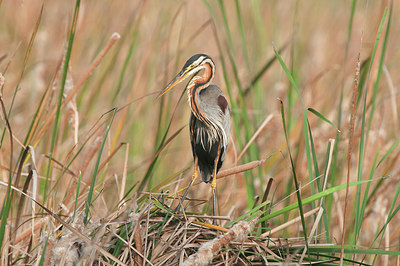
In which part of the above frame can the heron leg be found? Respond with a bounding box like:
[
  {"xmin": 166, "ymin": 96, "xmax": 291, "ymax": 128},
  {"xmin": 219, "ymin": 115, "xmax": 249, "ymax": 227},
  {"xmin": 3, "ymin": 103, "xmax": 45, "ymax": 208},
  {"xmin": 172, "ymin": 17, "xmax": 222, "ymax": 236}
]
[
  {"xmin": 174, "ymin": 158, "xmax": 198, "ymax": 213},
  {"xmin": 211, "ymin": 144, "xmax": 221, "ymax": 225}
]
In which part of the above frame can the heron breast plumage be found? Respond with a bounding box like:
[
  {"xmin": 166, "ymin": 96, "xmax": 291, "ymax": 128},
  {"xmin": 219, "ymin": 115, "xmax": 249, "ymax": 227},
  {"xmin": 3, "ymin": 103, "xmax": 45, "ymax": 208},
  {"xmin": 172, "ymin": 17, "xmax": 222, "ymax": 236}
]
[{"xmin": 189, "ymin": 84, "xmax": 230, "ymax": 182}]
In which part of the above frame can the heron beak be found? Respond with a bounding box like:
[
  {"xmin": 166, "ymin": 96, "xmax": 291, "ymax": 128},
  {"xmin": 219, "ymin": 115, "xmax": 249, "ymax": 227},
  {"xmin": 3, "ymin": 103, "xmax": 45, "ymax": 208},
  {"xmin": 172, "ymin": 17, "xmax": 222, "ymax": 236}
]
[{"xmin": 157, "ymin": 68, "xmax": 192, "ymax": 98}]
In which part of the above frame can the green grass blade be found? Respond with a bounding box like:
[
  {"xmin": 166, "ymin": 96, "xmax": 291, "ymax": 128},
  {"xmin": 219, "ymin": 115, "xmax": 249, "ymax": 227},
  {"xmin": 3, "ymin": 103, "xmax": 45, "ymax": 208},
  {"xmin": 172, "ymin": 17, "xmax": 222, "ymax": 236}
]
[
  {"xmin": 320, "ymin": 140, "xmax": 334, "ymax": 242},
  {"xmin": 363, "ymin": 138, "xmax": 400, "ymax": 206},
  {"xmin": 307, "ymin": 252, "xmax": 370, "ymax": 265},
  {"xmin": 281, "ymin": 101, "xmax": 308, "ymax": 247},
  {"xmin": 370, "ymin": 181, "xmax": 400, "ymax": 264},
  {"xmin": 303, "ymin": 111, "xmax": 315, "ymax": 207},
  {"xmin": 137, "ymin": 86, "xmax": 187, "ymax": 192},
  {"xmin": 376, "ymin": 140, "xmax": 400, "ymax": 169},
  {"xmin": 0, "ymin": 96, "xmax": 14, "ymax": 251},
  {"xmin": 217, "ymin": 0, "xmax": 261, "ymax": 191},
  {"xmin": 328, "ymin": 0, "xmax": 357, "ymax": 227},
  {"xmin": 244, "ymin": 42, "xmax": 288, "ymax": 96},
  {"xmin": 217, "ymin": 0, "xmax": 234, "ymax": 51},
  {"xmin": 356, "ymin": 58, "xmax": 370, "ymax": 105},
  {"xmin": 38, "ymin": 235, "xmax": 49, "ymax": 266},
  {"xmin": 0, "ymin": 5, "xmax": 43, "ymax": 147},
  {"xmin": 225, "ymin": 200, "xmax": 271, "ymax": 228},
  {"xmin": 302, "ymin": 112, "xmax": 316, "ymax": 220},
  {"xmin": 257, "ymin": 178, "xmax": 377, "ymax": 224},
  {"xmin": 45, "ymin": 0, "xmax": 81, "ymax": 202},
  {"xmin": 203, "ymin": 0, "xmax": 256, "ymax": 205},
  {"xmin": 308, "ymin": 125, "xmax": 331, "ymax": 242},
  {"xmin": 306, "ymin": 107, "xmax": 338, "ymax": 234},
  {"xmin": 298, "ymin": 245, "xmax": 400, "ymax": 256},
  {"xmin": 234, "ymin": 0, "xmax": 251, "ymax": 74},
  {"xmin": 358, "ymin": 151, "xmax": 378, "ymax": 238},
  {"xmin": 84, "ymin": 108, "xmax": 117, "ymax": 224},
  {"xmin": 347, "ymin": 0, "xmax": 357, "ymax": 55},
  {"xmin": 307, "ymin": 108, "xmax": 339, "ymax": 130},
  {"xmin": 112, "ymin": 28, "xmax": 139, "ymax": 103},
  {"xmin": 367, "ymin": 4, "xmax": 392, "ymax": 136},
  {"xmin": 354, "ymin": 7, "xmax": 388, "ymax": 245},
  {"xmin": 72, "ymin": 171, "xmax": 82, "ymax": 221},
  {"xmin": 308, "ymin": 122, "xmax": 320, "ymax": 190},
  {"xmin": 287, "ymin": 0, "xmax": 300, "ymax": 132},
  {"xmin": 138, "ymin": 124, "xmax": 185, "ymax": 192},
  {"xmin": 273, "ymin": 45, "xmax": 304, "ymax": 107},
  {"xmin": 274, "ymin": 44, "xmax": 312, "ymax": 239}
]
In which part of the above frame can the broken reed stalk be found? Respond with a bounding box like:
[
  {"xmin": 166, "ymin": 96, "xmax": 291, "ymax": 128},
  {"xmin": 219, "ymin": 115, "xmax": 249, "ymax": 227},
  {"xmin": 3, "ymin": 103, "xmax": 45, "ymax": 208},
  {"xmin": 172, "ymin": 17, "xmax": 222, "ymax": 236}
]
[
  {"xmin": 133, "ymin": 220, "xmax": 143, "ymax": 265},
  {"xmin": 217, "ymin": 156, "xmax": 269, "ymax": 179},
  {"xmin": 169, "ymin": 156, "xmax": 271, "ymax": 200},
  {"xmin": 183, "ymin": 215, "xmax": 259, "ymax": 266}
]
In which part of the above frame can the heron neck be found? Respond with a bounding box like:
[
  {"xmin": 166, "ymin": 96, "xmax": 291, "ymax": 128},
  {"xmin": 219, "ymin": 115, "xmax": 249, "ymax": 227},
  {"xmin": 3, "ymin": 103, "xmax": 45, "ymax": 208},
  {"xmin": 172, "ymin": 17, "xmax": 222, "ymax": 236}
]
[{"xmin": 187, "ymin": 62, "xmax": 214, "ymax": 125}]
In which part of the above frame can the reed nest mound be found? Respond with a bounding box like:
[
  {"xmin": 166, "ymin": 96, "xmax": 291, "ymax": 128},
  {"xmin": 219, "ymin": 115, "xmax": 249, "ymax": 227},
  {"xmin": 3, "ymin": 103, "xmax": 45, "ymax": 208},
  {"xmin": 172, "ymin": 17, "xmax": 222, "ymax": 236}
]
[{"xmin": 11, "ymin": 193, "xmax": 336, "ymax": 265}]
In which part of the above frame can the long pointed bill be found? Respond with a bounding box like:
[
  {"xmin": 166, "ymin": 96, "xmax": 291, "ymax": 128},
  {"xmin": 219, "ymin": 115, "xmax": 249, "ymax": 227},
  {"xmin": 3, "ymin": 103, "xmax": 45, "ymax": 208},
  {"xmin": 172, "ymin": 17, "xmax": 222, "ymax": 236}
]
[{"xmin": 157, "ymin": 69, "xmax": 190, "ymax": 98}]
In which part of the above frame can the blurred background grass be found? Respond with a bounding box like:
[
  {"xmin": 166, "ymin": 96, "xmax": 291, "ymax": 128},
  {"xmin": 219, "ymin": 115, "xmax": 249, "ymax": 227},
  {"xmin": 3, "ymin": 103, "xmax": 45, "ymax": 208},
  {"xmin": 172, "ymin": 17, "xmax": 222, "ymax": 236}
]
[{"xmin": 1, "ymin": 0, "xmax": 399, "ymax": 264}]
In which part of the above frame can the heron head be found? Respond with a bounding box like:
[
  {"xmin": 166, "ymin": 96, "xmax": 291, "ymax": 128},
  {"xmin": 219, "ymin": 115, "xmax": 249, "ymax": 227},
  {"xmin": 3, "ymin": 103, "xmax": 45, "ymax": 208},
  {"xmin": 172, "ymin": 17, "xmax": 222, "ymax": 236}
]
[{"xmin": 158, "ymin": 54, "xmax": 213, "ymax": 98}]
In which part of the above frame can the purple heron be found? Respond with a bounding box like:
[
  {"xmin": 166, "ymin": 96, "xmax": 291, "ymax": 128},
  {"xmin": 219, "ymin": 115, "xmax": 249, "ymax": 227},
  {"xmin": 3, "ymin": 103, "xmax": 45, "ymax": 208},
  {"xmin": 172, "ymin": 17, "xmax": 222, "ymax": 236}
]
[{"xmin": 158, "ymin": 54, "xmax": 230, "ymax": 224}]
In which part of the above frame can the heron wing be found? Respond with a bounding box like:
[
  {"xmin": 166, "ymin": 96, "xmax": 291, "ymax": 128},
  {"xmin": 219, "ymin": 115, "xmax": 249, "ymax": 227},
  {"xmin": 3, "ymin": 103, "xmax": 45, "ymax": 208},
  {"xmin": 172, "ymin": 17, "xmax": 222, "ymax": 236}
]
[{"xmin": 198, "ymin": 85, "xmax": 230, "ymax": 158}]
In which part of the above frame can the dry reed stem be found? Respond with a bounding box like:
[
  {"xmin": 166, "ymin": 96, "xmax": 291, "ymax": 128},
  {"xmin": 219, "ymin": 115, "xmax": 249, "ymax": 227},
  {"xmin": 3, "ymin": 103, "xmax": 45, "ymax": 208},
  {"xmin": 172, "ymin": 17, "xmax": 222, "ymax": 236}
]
[
  {"xmin": 0, "ymin": 181, "xmax": 126, "ymax": 265},
  {"xmin": 38, "ymin": 33, "xmax": 120, "ymax": 144},
  {"xmin": 13, "ymin": 169, "xmax": 33, "ymax": 244},
  {"xmin": 62, "ymin": 32, "xmax": 120, "ymax": 112},
  {"xmin": 60, "ymin": 110, "xmax": 118, "ymax": 207},
  {"xmin": 181, "ymin": 19, "xmax": 212, "ymax": 50},
  {"xmin": 44, "ymin": 154, "xmax": 77, "ymax": 177},
  {"xmin": 366, "ymin": 7, "xmax": 387, "ymax": 108},
  {"xmin": 261, "ymin": 207, "xmax": 321, "ymax": 238},
  {"xmin": 64, "ymin": 67, "xmax": 79, "ymax": 145},
  {"xmin": 80, "ymin": 134, "xmax": 102, "ymax": 176},
  {"xmin": 383, "ymin": 65, "xmax": 398, "ymax": 130},
  {"xmin": 11, "ymin": 147, "xmax": 30, "ymax": 243},
  {"xmin": 25, "ymin": 57, "xmax": 62, "ymax": 146},
  {"xmin": 0, "ymin": 73, "xmax": 4, "ymax": 88},
  {"xmin": 97, "ymin": 142, "xmax": 124, "ymax": 174},
  {"xmin": 299, "ymin": 138, "xmax": 335, "ymax": 263},
  {"xmin": 180, "ymin": 214, "xmax": 231, "ymax": 221},
  {"xmin": 340, "ymin": 51, "xmax": 361, "ymax": 263},
  {"xmin": 191, "ymin": 221, "xmax": 229, "ymax": 233},
  {"xmin": 1, "ymin": 42, "xmax": 21, "ymax": 75},
  {"xmin": 111, "ymin": 2, "xmax": 147, "ymax": 149},
  {"xmin": 138, "ymin": 125, "xmax": 186, "ymax": 191},
  {"xmin": 237, "ymin": 114, "xmax": 273, "ymax": 162},
  {"xmin": 120, "ymin": 143, "xmax": 129, "ymax": 202},
  {"xmin": 14, "ymin": 219, "xmax": 46, "ymax": 244}
]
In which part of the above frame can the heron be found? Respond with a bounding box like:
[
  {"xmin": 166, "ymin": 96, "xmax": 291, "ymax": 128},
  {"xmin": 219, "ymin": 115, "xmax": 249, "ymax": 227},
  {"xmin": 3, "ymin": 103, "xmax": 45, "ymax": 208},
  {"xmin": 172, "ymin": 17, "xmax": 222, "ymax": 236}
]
[{"xmin": 158, "ymin": 54, "xmax": 230, "ymax": 224}]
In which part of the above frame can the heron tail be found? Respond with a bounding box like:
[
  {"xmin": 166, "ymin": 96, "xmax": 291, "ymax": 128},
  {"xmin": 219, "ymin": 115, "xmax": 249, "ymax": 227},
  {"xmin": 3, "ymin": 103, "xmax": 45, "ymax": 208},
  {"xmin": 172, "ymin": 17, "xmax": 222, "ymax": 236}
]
[{"xmin": 198, "ymin": 160, "xmax": 213, "ymax": 183}]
